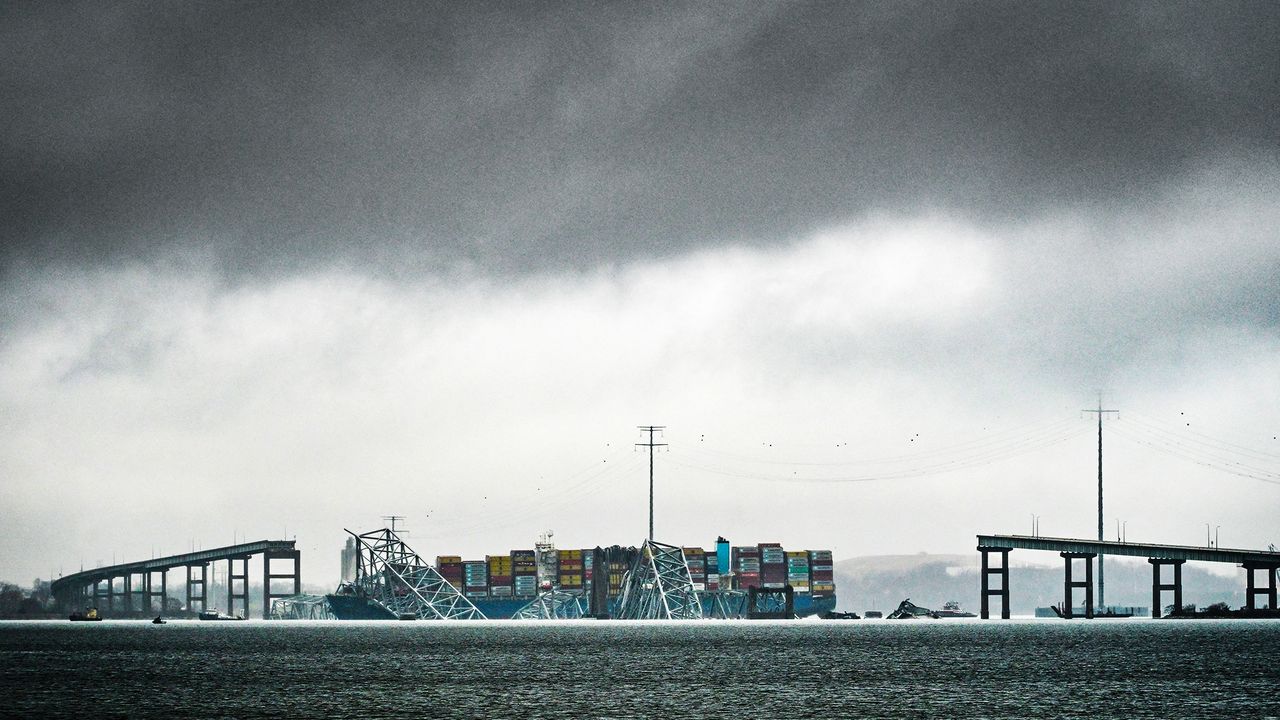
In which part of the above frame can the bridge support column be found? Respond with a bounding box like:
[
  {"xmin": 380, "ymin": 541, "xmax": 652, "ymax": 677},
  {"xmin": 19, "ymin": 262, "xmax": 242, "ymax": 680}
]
[
  {"xmin": 160, "ymin": 570, "xmax": 168, "ymax": 615},
  {"xmin": 1149, "ymin": 559, "xmax": 1184, "ymax": 618},
  {"xmin": 1244, "ymin": 561, "xmax": 1279, "ymax": 610},
  {"xmin": 124, "ymin": 573, "xmax": 134, "ymax": 614},
  {"xmin": 262, "ymin": 549, "xmax": 302, "ymax": 619},
  {"xmin": 186, "ymin": 563, "xmax": 209, "ymax": 613},
  {"xmin": 978, "ymin": 546, "xmax": 1010, "ymax": 619},
  {"xmin": 228, "ymin": 556, "xmax": 250, "ymax": 618},
  {"xmin": 1061, "ymin": 552, "xmax": 1095, "ymax": 619}
]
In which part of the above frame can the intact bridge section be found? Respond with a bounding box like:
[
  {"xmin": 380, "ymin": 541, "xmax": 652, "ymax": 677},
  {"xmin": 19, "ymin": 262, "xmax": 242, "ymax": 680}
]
[
  {"xmin": 976, "ymin": 534, "xmax": 1280, "ymax": 618},
  {"xmin": 50, "ymin": 540, "xmax": 300, "ymax": 619}
]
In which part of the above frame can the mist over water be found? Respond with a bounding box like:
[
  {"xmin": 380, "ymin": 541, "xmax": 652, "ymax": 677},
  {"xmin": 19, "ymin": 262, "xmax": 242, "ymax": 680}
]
[{"xmin": 4, "ymin": 620, "xmax": 1278, "ymax": 717}]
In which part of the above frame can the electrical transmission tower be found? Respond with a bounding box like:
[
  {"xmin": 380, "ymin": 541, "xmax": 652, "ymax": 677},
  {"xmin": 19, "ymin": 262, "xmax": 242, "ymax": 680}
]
[
  {"xmin": 1083, "ymin": 402, "xmax": 1118, "ymax": 609},
  {"xmin": 636, "ymin": 426, "xmax": 667, "ymax": 541}
]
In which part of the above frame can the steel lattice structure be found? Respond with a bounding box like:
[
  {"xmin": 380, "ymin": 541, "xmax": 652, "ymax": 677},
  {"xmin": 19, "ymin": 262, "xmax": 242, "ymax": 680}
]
[
  {"xmin": 512, "ymin": 590, "xmax": 588, "ymax": 619},
  {"xmin": 702, "ymin": 589, "xmax": 749, "ymax": 619},
  {"xmin": 269, "ymin": 594, "xmax": 336, "ymax": 620},
  {"xmin": 347, "ymin": 528, "xmax": 486, "ymax": 620},
  {"xmin": 616, "ymin": 540, "xmax": 703, "ymax": 620}
]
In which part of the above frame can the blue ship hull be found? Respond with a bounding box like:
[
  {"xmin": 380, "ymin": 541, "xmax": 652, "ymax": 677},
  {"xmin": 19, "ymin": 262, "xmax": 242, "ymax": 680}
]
[{"xmin": 328, "ymin": 592, "xmax": 836, "ymax": 619}]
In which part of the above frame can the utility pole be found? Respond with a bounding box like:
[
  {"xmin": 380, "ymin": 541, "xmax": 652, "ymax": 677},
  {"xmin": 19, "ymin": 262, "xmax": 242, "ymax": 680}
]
[
  {"xmin": 636, "ymin": 426, "xmax": 667, "ymax": 542},
  {"xmin": 1083, "ymin": 402, "xmax": 1118, "ymax": 609}
]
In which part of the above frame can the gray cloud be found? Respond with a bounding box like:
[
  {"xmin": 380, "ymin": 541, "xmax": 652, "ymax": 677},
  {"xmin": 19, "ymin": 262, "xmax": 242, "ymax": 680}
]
[{"xmin": 3, "ymin": 1, "xmax": 1277, "ymax": 278}]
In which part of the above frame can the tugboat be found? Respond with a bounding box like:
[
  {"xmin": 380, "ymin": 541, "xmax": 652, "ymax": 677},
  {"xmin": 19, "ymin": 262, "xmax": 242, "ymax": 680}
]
[
  {"xmin": 934, "ymin": 601, "xmax": 977, "ymax": 618},
  {"xmin": 151, "ymin": 615, "xmax": 166, "ymax": 624},
  {"xmin": 69, "ymin": 608, "xmax": 102, "ymax": 622}
]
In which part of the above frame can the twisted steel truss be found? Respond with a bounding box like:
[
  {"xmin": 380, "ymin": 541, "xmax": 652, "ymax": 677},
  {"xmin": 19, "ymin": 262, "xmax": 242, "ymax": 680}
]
[
  {"xmin": 616, "ymin": 540, "xmax": 703, "ymax": 620},
  {"xmin": 702, "ymin": 589, "xmax": 749, "ymax": 619},
  {"xmin": 346, "ymin": 528, "xmax": 485, "ymax": 620},
  {"xmin": 269, "ymin": 594, "xmax": 336, "ymax": 620},
  {"xmin": 512, "ymin": 590, "xmax": 588, "ymax": 619}
]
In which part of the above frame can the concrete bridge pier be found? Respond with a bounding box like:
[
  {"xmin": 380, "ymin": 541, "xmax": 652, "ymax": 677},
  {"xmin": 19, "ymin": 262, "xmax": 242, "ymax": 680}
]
[
  {"xmin": 94, "ymin": 579, "xmax": 108, "ymax": 611},
  {"xmin": 262, "ymin": 549, "xmax": 302, "ymax": 619},
  {"xmin": 186, "ymin": 563, "xmax": 208, "ymax": 613},
  {"xmin": 1061, "ymin": 552, "xmax": 1095, "ymax": 619},
  {"xmin": 1244, "ymin": 561, "xmax": 1279, "ymax": 610},
  {"xmin": 228, "ymin": 556, "xmax": 250, "ymax": 618},
  {"xmin": 978, "ymin": 546, "xmax": 1011, "ymax": 619},
  {"xmin": 1148, "ymin": 558, "xmax": 1184, "ymax": 618}
]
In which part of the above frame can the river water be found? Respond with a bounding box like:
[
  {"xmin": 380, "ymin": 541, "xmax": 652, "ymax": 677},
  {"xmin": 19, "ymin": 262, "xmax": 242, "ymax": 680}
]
[{"xmin": 3, "ymin": 619, "xmax": 1278, "ymax": 718}]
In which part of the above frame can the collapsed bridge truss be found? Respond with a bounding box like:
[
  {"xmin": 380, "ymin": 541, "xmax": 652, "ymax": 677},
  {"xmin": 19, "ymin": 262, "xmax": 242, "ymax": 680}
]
[
  {"xmin": 347, "ymin": 527, "xmax": 485, "ymax": 620},
  {"xmin": 616, "ymin": 540, "xmax": 703, "ymax": 620}
]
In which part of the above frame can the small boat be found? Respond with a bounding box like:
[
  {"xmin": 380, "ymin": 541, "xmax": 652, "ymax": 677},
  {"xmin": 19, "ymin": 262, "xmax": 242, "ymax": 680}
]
[
  {"xmin": 69, "ymin": 608, "xmax": 102, "ymax": 622},
  {"xmin": 152, "ymin": 615, "xmax": 166, "ymax": 624}
]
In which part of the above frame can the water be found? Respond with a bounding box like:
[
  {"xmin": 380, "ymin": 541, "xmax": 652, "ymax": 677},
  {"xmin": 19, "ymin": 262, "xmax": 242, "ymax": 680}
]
[{"xmin": 3, "ymin": 619, "xmax": 1278, "ymax": 718}]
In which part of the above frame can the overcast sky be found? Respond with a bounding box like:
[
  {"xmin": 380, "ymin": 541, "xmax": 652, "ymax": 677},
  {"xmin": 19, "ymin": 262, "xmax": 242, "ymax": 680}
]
[{"xmin": 2, "ymin": 1, "xmax": 1278, "ymax": 587}]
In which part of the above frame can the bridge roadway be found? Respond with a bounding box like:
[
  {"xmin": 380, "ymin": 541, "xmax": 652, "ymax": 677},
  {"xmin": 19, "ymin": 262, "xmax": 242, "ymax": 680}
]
[
  {"xmin": 975, "ymin": 534, "xmax": 1280, "ymax": 619},
  {"xmin": 51, "ymin": 539, "xmax": 300, "ymax": 619}
]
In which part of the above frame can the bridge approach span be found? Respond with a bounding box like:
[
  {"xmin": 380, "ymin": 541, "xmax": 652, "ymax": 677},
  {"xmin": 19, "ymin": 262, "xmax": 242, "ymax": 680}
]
[
  {"xmin": 52, "ymin": 539, "xmax": 300, "ymax": 619},
  {"xmin": 975, "ymin": 534, "xmax": 1280, "ymax": 619}
]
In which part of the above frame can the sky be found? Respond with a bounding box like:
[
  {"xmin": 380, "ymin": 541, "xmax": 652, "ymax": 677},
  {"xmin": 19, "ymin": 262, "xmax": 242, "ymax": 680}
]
[{"xmin": 2, "ymin": 1, "xmax": 1278, "ymax": 587}]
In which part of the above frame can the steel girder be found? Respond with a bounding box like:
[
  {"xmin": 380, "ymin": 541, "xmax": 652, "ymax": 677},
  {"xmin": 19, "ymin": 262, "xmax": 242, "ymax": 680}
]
[
  {"xmin": 701, "ymin": 589, "xmax": 750, "ymax": 619},
  {"xmin": 346, "ymin": 528, "xmax": 486, "ymax": 620},
  {"xmin": 512, "ymin": 590, "xmax": 588, "ymax": 619},
  {"xmin": 269, "ymin": 594, "xmax": 336, "ymax": 620},
  {"xmin": 616, "ymin": 540, "xmax": 703, "ymax": 620}
]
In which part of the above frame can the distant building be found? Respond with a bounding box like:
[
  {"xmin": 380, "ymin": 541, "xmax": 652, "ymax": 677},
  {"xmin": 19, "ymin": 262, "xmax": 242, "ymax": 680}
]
[{"xmin": 340, "ymin": 537, "xmax": 357, "ymax": 583}]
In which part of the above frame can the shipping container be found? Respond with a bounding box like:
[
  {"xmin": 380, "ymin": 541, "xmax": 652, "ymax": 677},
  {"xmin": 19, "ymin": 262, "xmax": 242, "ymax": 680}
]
[{"xmin": 436, "ymin": 555, "xmax": 462, "ymax": 566}]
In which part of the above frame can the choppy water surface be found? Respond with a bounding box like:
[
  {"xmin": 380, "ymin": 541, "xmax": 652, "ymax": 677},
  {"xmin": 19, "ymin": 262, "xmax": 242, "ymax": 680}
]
[{"xmin": 3, "ymin": 619, "xmax": 1278, "ymax": 718}]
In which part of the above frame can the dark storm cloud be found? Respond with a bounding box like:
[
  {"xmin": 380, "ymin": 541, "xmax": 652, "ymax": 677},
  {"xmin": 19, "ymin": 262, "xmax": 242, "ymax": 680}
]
[{"xmin": 2, "ymin": 0, "xmax": 1277, "ymax": 277}]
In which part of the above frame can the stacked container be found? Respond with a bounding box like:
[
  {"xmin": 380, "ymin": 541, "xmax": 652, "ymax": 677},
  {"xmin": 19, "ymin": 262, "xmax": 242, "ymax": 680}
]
[
  {"xmin": 463, "ymin": 560, "xmax": 489, "ymax": 599},
  {"xmin": 732, "ymin": 546, "xmax": 761, "ymax": 589},
  {"xmin": 809, "ymin": 550, "xmax": 834, "ymax": 596},
  {"xmin": 582, "ymin": 550, "xmax": 595, "ymax": 598},
  {"xmin": 487, "ymin": 555, "xmax": 513, "ymax": 597},
  {"xmin": 759, "ymin": 543, "xmax": 786, "ymax": 588},
  {"xmin": 608, "ymin": 560, "xmax": 626, "ymax": 598},
  {"xmin": 510, "ymin": 549, "xmax": 537, "ymax": 597},
  {"xmin": 436, "ymin": 555, "xmax": 464, "ymax": 592},
  {"xmin": 683, "ymin": 548, "xmax": 706, "ymax": 591},
  {"xmin": 786, "ymin": 551, "xmax": 810, "ymax": 593},
  {"xmin": 557, "ymin": 549, "xmax": 583, "ymax": 590}
]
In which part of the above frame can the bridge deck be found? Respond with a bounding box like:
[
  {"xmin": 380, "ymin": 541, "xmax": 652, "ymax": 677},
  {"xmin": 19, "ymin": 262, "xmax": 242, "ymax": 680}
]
[
  {"xmin": 52, "ymin": 540, "xmax": 296, "ymax": 593},
  {"xmin": 977, "ymin": 534, "xmax": 1280, "ymax": 565}
]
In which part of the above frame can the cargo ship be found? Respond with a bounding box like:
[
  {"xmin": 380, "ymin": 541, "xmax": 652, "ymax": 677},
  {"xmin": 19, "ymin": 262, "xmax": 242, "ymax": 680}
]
[{"xmin": 328, "ymin": 534, "xmax": 836, "ymax": 620}]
